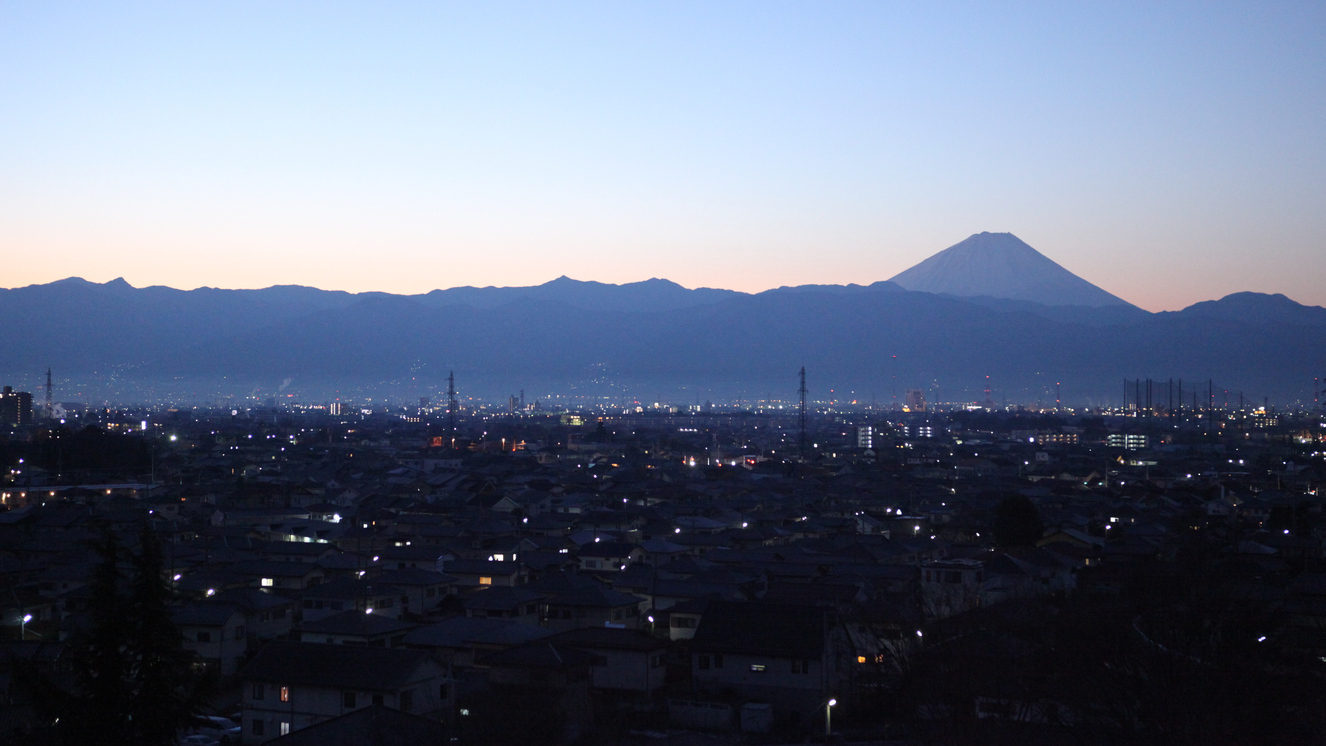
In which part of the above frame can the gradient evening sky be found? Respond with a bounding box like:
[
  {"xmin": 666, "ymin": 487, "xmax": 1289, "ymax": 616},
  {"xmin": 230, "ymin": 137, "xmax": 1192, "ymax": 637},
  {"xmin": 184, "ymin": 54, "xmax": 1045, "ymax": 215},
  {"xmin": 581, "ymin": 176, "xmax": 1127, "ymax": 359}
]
[{"xmin": 2, "ymin": 2, "xmax": 1323, "ymax": 311}]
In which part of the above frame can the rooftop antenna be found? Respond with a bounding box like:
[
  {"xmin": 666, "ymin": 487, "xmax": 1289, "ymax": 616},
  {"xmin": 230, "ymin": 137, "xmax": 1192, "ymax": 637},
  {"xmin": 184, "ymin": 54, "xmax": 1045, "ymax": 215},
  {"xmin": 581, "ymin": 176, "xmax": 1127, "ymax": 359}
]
[
  {"xmin": 798, "ymin": 367, "xmax": 808, "ymax": 459},
  {"xmin": 447, "ymin": 371, "xmax": 457, "ymax": 445}
]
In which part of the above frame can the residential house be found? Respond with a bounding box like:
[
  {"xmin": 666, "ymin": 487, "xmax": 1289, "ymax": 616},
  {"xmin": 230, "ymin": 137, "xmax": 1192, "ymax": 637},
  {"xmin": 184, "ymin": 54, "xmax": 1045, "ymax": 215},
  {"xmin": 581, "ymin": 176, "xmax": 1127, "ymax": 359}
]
[
  {"xmin": 690, "ymin": 601, "xmax": 852, "ymax": 724},
  {"xmin": 300, "ymin": 578, "xmax": 409, "ymax": 622},
  {"xmin": 296, "ymin": 610, "xmax": 416, "ymax": 648},
  {"xmin": 175, "ymin": 603, "xmax": 249, "ymax": 676},
  {"xmin": 545, "ymin": 627, "xmax": 669, "ymax": 694},
  {"xmin": 239, "ymin": 641, "xmax": 449, "ymax": 743}
]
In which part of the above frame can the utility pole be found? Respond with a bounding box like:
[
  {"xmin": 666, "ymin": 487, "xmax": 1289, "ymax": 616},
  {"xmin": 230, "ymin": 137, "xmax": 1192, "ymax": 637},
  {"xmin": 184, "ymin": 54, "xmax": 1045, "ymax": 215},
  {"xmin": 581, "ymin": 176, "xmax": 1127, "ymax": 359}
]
[{"xmin": 798, "ymin": 367, "xmax": 808, "ymax": 460}]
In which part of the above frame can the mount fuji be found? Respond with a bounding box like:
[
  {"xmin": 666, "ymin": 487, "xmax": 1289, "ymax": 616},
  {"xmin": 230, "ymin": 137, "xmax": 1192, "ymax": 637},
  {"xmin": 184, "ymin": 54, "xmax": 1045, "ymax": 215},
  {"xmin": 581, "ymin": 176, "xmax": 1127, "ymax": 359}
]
[{"xmin": 889, "ymin": 232, "xmax": 1133, "ymax": 308}]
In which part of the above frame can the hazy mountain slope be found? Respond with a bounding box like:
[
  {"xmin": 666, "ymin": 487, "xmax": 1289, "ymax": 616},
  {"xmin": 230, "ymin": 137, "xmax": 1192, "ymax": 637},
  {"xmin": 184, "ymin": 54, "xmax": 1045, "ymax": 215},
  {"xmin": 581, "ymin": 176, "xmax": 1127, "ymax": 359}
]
[
  {"xmin": 0, "ymin": 278, "xmax": 359, "ymax": 371},
  {"xmin": 141, "ymin": 285, "xmax": 1325, "ymax": 404},
  {"xmin": 3, "ymin": 275, "xmax": 1323, "ymax": 404},
  {"xmin": 889, "ymin": 232, "xmax": 1133, "ymax": 308}
]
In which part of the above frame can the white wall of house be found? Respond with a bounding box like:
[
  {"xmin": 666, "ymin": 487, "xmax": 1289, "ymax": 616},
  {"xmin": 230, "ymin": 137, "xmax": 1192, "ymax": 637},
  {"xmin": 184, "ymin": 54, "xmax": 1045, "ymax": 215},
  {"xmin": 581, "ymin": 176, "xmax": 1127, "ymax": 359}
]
[
  {"xmin": 587, "ymin": 648, "xmax": 667, "ymax": 692},
  {"xmin": 241, "ymin": 664, "xmax": 448, "ymax": 743}
]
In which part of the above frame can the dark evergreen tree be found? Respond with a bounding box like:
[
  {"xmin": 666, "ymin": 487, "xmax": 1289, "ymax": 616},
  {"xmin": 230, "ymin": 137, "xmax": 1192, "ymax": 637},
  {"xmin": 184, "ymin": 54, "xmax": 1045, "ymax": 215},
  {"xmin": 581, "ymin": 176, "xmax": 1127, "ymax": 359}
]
[
  {"xmin": 128, "ymin": 524, "xmax": 215, "ymax": 745},
  {"xmin": 992, "ymin": 495, "xmax": 1044, "ymax": 547},
  {"xmin": 8, "ymin": 525, "xmax": 212, "ymax": 746},
  {"xmin": 67, "ymin": 529, "xmax": 134, "ymax": 746}
]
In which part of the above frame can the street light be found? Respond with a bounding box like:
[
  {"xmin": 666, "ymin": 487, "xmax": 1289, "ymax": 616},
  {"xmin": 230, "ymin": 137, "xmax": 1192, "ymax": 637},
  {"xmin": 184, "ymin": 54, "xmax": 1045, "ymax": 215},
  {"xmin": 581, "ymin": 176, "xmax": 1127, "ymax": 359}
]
[
  {"xmin": 21, "ymin": 613, "xmax": 32, "ymax": 639},
  {"xmin": 825, "ymin": 698, "xmax": 836, "ymax": 738}
]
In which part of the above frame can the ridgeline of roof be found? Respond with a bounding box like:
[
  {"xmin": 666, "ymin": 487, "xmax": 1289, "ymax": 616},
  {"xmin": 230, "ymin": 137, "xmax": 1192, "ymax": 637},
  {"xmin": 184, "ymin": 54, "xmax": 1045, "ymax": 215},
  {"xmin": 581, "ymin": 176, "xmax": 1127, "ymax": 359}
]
[{"xmin": 241, "ymin": 641, "xmax": 438, "ymax": 690}]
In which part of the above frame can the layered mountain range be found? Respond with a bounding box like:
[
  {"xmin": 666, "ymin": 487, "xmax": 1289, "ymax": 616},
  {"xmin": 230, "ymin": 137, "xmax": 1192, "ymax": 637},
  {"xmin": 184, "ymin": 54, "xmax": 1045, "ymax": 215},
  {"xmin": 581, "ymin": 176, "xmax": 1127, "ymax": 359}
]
[{"xmin": 1, "ymin": 233, "xmax": 1322, "ymax": 405}]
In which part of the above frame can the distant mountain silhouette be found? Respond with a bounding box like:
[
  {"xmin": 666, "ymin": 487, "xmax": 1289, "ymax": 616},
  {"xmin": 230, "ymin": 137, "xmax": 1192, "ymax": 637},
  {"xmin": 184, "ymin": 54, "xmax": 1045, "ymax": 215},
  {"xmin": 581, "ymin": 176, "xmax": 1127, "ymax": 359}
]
[
  {"xmin": 418, "ymin": 276, "xmax": 739, "ymax": 312},
  {"xmin": 2, "ymin": 266, "xmax": 1322, "ymax": 405},
  {"xmin": 889, "ymin": 232, "xmax": 1133, "ymax": 308},
  {"xmin": 1170, "ymin": 292, "xmax": 1326, "ymax": 327}
]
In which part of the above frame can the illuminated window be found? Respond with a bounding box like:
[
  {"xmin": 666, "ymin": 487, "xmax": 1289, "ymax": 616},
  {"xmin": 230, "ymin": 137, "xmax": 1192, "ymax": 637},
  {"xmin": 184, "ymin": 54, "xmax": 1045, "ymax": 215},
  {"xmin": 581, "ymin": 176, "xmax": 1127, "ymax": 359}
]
[
  {"xmin": 479, "ymin": 576, "xmax": 492, "ymax": 586},
  {"xmin": 857, "ymin": 656, "xmax": 867, "ymax": 664},
  {"xmin": 280, "ymin": 686, "xmax": 290, "ymax": 702},
  {"xmin": 749, "ymin": 664, "xmax": 766, "ymax": 673},
  {"xmin": 261, "ymin": 578, "xmax": 274, "ymax": 587},
  {"xmin": 280, "ymin": 722, "xmax": 290, "ymax": 736}
]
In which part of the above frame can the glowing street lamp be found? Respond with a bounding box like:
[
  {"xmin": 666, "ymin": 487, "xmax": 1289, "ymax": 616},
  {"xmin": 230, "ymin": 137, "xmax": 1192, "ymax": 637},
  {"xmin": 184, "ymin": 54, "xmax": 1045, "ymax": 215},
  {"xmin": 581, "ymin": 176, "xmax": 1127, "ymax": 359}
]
[
  {"xmin": 825, "ymin": 698, "xmax": 836, "ymax": 737},
  {"xmin": 21, "ymin": 613, "xmax": 32, "ymax": 639}
]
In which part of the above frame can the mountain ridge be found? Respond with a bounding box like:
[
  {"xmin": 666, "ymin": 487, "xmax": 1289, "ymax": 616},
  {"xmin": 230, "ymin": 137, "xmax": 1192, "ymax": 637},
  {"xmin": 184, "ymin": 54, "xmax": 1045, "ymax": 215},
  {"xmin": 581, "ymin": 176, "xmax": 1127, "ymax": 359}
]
[{"xmin": 4, "ymin": 239, "xmax": 1322, "ymax": 404}]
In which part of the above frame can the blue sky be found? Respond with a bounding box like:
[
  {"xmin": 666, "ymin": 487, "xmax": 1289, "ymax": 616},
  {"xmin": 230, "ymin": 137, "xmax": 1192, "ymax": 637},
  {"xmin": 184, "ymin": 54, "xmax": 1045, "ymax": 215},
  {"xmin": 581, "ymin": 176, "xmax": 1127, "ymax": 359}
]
[{"xmin": 2, "ymin": 1, "xmax": 1323, "ymax": 310}]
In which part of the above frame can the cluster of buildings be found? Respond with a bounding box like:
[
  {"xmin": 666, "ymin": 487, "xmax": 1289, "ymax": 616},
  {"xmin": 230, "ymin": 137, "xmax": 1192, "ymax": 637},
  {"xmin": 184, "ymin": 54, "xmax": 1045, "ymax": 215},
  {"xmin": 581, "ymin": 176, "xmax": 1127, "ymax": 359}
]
[{"xmin": 0, "ymin": 401, "xmax": 1323, "ymax": 743}]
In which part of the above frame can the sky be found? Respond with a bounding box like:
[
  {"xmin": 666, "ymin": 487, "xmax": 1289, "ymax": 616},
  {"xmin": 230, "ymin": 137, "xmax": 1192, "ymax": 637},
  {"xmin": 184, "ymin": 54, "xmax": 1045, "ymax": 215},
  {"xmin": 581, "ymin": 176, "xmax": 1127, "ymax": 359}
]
[{"xmin": 1, "ymin": 2, "xmax": 1323, "ymax": 312}]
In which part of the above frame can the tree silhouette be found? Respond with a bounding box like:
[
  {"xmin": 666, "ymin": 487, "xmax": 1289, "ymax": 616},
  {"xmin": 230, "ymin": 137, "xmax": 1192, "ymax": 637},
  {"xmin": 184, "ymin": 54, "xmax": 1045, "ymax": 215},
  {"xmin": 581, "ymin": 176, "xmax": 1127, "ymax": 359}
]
[
  {"xmin": 10, "ymin": 525, "xmax": 214, "ymax": 746},
  {"xmin": 992, "ymin": 496, "xmax": 1044, "ymax": 547}
]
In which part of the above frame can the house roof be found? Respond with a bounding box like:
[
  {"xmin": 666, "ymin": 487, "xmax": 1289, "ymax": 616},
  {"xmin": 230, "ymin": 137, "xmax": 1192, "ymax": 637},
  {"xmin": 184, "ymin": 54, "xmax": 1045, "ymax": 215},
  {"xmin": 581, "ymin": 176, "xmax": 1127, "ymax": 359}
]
[
  {"xmin": 690, "ymin": 601, "xmax": 829, "ymax": 659},
  {"xmin": 544, "ymin": 584, "xmax": 645, "ymax": 609},
  {"xmin": 208, "ymin": 587, "xmax": 296, "ymax": 613},
  {"xmin": 576, "ymin": 541, "xmax": 638, "ymax": 559},
  {"xmin": 241, "ymin": 641, "xmax": 439, "ymax": 691},
  {"xmin": 302, "ymin": 577, "xmax": 407, "ymax": 601},
  {"xmin": 372, "ymin": 567, "xmax": 454, "ymax": 587},
  {"xmin": 462, "ymin": 586, "xmax": 546, "ymax": 611},
  {"xmin": 402, "ymin": 617, "xmax": 553, "ymax": 649},
  {"xmin": 545, "ymin": 627, "xmax": 669, "ymax": 652},
  {"xmin": 172, "ymin": 603, "xmax": 242, "ymax": 627},
  {"xmin": 264, "ymin": 704, "xmax": 446, "ymax": 746},
  {"xmin": 479, "ymin": 641, "xmax": 596, "ymax": 670},
  {"xmin": 443, "ymin": 560, "xmax": 522, "ymax": 576},
  {"xmin": 297, "ymin": 610, "xmax": 417, "ymax": 637}
]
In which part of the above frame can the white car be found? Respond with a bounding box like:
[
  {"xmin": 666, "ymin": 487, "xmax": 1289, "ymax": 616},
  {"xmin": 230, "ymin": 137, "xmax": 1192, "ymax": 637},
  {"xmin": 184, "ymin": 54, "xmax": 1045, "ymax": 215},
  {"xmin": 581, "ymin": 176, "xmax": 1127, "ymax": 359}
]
[{"xmin": 188, "ymin": 715, "xmax": 240, "ymax": 743}]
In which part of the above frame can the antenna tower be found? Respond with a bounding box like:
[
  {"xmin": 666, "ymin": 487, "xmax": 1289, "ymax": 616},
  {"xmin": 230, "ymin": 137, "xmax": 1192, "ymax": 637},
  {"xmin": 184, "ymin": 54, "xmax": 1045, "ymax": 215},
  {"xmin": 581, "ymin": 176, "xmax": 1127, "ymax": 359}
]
[{"xmin": 798, "ymin": 367, "xmax": 808, "ymax": 459}]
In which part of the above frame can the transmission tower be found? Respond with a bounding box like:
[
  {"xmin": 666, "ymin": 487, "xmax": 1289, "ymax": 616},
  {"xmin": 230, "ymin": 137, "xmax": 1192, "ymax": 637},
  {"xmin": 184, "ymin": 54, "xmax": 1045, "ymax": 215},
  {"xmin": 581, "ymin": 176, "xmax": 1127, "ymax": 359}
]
[
  {"xmin": 447, "ymin": 371, "xmax": 458, "ymax": 445},
  {"xmin": 798, "ymin": 367, "xmax": 808, "ymax": 459}
]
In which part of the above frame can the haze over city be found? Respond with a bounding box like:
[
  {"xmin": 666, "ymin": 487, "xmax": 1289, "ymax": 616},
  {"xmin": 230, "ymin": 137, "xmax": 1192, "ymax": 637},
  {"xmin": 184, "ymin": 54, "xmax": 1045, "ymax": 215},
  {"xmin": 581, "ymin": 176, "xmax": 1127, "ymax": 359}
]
[{"xmin": 3, "ymin": 2, "xmax": 1325, "ymax": 311}]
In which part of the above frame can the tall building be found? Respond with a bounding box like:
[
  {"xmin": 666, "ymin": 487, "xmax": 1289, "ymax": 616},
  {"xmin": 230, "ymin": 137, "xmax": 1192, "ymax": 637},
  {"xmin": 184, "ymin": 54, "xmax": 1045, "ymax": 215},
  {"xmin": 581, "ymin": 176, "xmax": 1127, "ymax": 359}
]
[
  {"xmin": 856, "ymin": 426, "xmax": 874, "ymax": 449},
  {"xmin": 0, "ymin": 386, "xmax": 33, "ymax": 426},
  {"xmin": 905, "ymin": 389, "xmax": 927, "ymax": 412}
]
